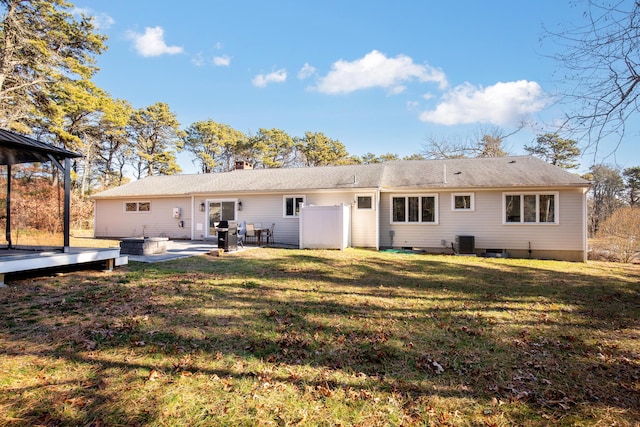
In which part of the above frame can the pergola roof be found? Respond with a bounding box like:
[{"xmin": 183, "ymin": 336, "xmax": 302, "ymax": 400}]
[{"xmin": 0, "ymin": 129, "xmax": 81, "ymax": 165}]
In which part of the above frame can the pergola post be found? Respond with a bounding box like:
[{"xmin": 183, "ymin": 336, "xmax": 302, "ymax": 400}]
[
  {"xmin": 63, "ymin": 157, "xmax": 71, "ymax": 250},
  {"xmin": 5, "ymin": 164, "xmax": 11, "ymax": 249},
  {"xmin": 48, "ymin": 155, "xmax": 72, "ymax": 251}
]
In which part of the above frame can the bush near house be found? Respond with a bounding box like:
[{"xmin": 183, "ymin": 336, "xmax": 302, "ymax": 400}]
[{"xmin": 592, "ymin": 207, "xmax": 640, "ymax": 263}]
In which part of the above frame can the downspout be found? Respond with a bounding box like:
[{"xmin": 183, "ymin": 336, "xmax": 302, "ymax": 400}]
[
  {"xmin": 190, "ymin": 195, "xmax": 195, "ymax": 240},
  {"xmin": 376, "ymin": 188, "xmax": 381, "ymax": 250}
]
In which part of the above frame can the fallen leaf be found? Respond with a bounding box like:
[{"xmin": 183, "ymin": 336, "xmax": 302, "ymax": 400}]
[{"xmin": 147, "ymin": 369, "xmax": 161, "ymax": 381}]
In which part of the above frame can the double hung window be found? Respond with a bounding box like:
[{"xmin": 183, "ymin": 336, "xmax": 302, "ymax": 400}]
[
  {"xmin": 391, "ymin": 195, "xmax": 437, "ymax": 223},
  {"xmin": 284, "ymin": 195, "xmax": 305, "ymax": 217},
  {"xmin": 504, "ymin": 193, "xmax": 557, "ymax": 224}
]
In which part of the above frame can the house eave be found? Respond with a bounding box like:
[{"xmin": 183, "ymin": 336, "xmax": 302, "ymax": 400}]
[
  {"xmin": 93, "ymin": 186, "xmax": 382, "ymax": 200},
  {"xmin": 381, "ymin": 183, "xmax": 590, "ymax": 192}
]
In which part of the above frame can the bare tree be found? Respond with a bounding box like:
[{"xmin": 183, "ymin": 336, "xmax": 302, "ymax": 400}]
[
  {"xmin": 421, "ymin": 135, "xmax": 469, "ymax": 159},
  {"xmin": 421, "ymin": 126, "xmax": 517, "ymax": 159},
  {"xmin": 595, "ymin": 207, "xmax": 640, "ymax": 263},
  {"xmin": 546, "ymin": 1, "xmax": 640, "ymax": 153}
]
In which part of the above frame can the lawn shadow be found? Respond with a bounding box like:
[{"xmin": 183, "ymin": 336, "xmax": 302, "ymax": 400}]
[{"xmin": 0, "ymin": 248, "xmax": 638, "ymax": 425}]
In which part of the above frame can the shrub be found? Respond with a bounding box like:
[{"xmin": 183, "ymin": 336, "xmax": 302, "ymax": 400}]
[{"xmin": 595, "ymin": 207, "xmax": 640, "ymax": 262}]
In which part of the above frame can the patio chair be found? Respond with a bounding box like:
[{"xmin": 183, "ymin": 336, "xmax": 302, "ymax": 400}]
[
  {"xmin": 245, "ymin": 223, "xmax": 256, "ymax": 244},
  {"xmin": 265, "ymin": 223, "xmax": 275, "ymax": 244},
  {"xmin": 237, "ymin": 221, "xmax": 246, "ymax": 247}
]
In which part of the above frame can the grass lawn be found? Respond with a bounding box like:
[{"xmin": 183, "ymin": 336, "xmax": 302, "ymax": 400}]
[{"xmin": 0, "ymin": 248, "xmax": 638, "ymax": 426}]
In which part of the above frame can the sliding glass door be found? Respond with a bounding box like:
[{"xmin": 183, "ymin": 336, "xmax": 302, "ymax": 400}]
[{"xmin": 207, "ymin": 200, "xmax": 236, "ymax": 237}]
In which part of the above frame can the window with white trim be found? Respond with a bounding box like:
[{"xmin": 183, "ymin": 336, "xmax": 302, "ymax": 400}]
[
  {"xmin": 452, "ymin": 193, "xmax": 474, "ymax": 211},
  {"xmin": 503, "ymin": 192, "xmax": 558, "ymax": 224},
  {"xmin": 391, "ymin": 195, "xmax": 437, "ymax": 223},
  {"xmin": 356, "ymin": 194, "xmax": 373, "ymax": 210},
  {"xmin": 283, "ymin": 195, "xmax": 305, "ymax": 217},
  {"xmin": 125, "ymin": 201, "xmax": 150, "ymax": 213},
  {"xmin": 207, "ymin": 199, "xmax": 237, "ymax": 237}
]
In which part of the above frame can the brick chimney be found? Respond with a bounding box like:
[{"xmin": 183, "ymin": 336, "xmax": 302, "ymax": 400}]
[{"xmin": 235, "ymin": 161, "xmax": 253, "ymax": 170}]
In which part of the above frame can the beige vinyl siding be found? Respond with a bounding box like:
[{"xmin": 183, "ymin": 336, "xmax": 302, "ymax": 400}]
[
  {"xmin": 351, "ymin": 193, "xmax": 378, "ymax": 248},
  {"xmin": 380, "ymin": 192, "xmax": 443, "ymax": 249},
  {"xmin": 307, "ymin": 191, "xmax": 377, "ymax": 248},
  {"xmin": 95, "ymin": 197, "xmax": 192, "ymax": 239},
  {"xmin": 470, "ymin": 189, "xmax": 585, "ymax": 252},
  {"xmin": 379, "ymin": 189, "xmax": 586, "ymax": 255},
  {"xmin": 193, "ymin": 194, "xmax": 289, "ymax": 242},
  {"xmin": 191, "ymin": 191, "xmax": 377, "ymax": 246}
]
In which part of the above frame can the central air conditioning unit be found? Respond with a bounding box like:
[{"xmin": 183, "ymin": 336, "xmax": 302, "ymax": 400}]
[{"xmin": 456, "ymin": 235, "xmax": 475, "ymax": 255}]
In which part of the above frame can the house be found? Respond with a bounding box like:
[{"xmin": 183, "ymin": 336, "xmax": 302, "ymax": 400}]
[{"xmin": 92, "ymin": 156, "xmax": 591, "ymax": 261}]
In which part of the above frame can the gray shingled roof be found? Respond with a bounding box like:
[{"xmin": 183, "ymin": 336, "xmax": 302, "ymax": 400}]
[
  {"xmin": 380, "ymin": 156, "xmax": 589, "ymax": 189},
  {"xmin": 92, "ymin": 156, "xmax": 589, "ymax": 199}
]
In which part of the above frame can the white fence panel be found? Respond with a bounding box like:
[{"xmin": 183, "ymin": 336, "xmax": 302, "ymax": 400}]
[{"xmin": 299, "ymin": 204, "xmax": 350, "ymax": 249}]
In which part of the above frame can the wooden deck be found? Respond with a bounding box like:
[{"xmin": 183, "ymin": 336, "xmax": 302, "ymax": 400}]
[{"xmin": 0, "ymin": 247, "xmax": 128, "ymax": 286}]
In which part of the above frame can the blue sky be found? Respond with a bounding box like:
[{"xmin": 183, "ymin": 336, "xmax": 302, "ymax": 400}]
[{"xmin": 81, "ymin": 1, "xmax": 638, "ymax": 174}]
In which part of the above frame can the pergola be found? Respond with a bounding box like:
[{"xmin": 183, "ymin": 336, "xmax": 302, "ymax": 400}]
[
  {"xmin": 0, "ymin": 128, "xmax": 81, "ymax": 249},
  {"xmin": 0, "ymin": 129, "xmax": 126, "ymax": 286}
]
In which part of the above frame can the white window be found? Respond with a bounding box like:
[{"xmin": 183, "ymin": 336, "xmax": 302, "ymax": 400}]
[
  {"xmin": 452, "ymin": 193, "xmax": 475, "ymax": 211},
  {"xmin": 283, "ymin": 195, "xmax": 305, "ymax": 218},
  {"xmin": 503, "ymin": 192, "xmax": 558, "ymax": 224},
  {"xmin": 391, "ymin": 195, "xmax": 438, "ymax": 224},
  {"xmin": 356, "ymin": 194, "xmax": 374, "ymax": 210},
  {"xmin": 124, "ymin": 201, "xmax": 150, "ymax": 213}
]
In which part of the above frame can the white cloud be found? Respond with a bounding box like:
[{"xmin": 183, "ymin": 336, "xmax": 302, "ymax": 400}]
[
  {"xmin": 406, "ymin": 100, "xmax": 420, "ymax": 110},
  {"xmin": 298, "ymin": 63, "xmax": 316, "ymax": 80},
  {"xmin": 252, "ymin": 69, "xmax": 287, "ymax": 88},
  {"xmin": 191, "ymin": 53, "xmax": 205, "ymax": 67},
  {"xmin": 126, "ymin": 26, "xmax": 183, "ymax": 57},
  {"xmin": 388, "ymin": 85, "xmax": 407, "ymax": 95},
  {"xmin": 419, "ymin": 80, "xmax": 547, "ymax": 126},
  {"xmin": 72, "ymin": 7, "xmax": 115, "ymax": 30},
  {"xmin": 213, "ymin": 55, "xmax": 232, "ymax": 67},
  {"xmin": 313, "ymin": 50, "xmax": 448, "ymax": 95}
]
